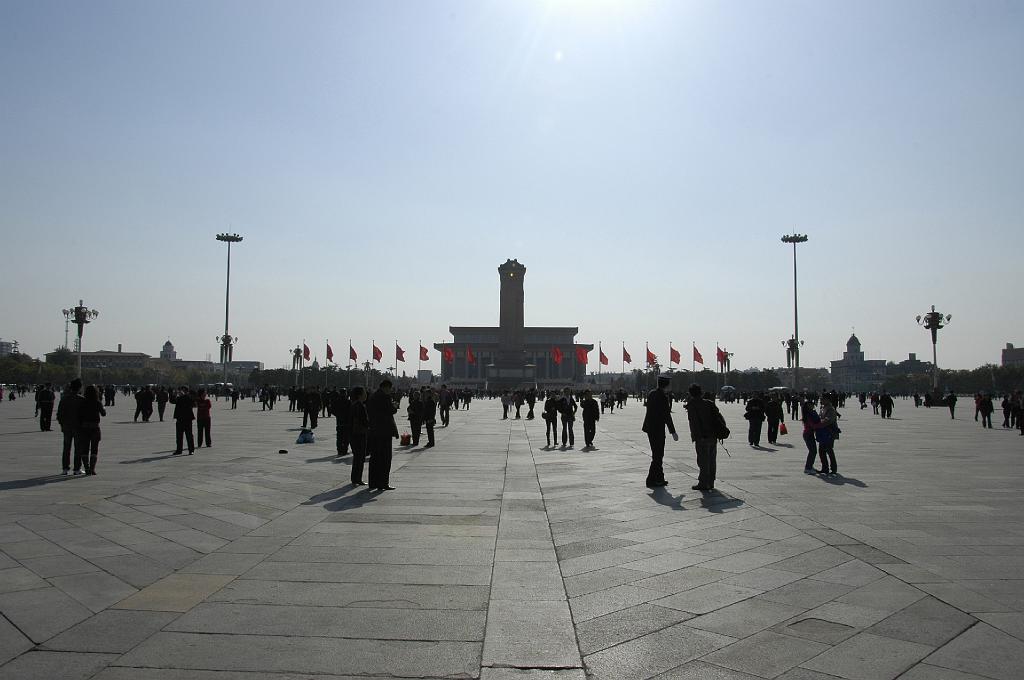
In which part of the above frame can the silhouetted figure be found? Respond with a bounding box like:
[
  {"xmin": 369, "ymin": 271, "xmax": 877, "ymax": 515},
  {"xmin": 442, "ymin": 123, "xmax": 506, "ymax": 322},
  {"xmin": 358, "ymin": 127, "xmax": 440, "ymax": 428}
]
[
  {"xmin": 580, "ymin": 389, "xmax": 599, "ymax": 449},
  {"xmin": 744, "ymin": 397, "xmax": 766, "ymax": 447},
  {"xmin": 765, "ymin": 396, "xmax": 784, "ymax": 445},
  {"xmin": 170, "ymin": 387, "xmax": 195, "ymax": 455},
  {"xmin": 947, "ymin": 391, "xmax": 957, "ymax": 419},
  {"xmin": 367, "ymin": 380, "xmax": 399, "ymax": 491},
  {"xmin": 195, "ymin": 389, "xmax": 212, "ymax": 448},
  {"xmin": 642, "ymin": 376, "xmax": 678, "ymax": 488},
  {"xmin": 559, "ymin": 387, "xmax": 577, "ymax": 448},
  {"xmin": 78, "ymin": 385, "xmax": 106, "ymax": 475},
  {"xmin": 334, "ymin": 388, "xmax": 350, "ymax": 455},
  {"xmin": 349, "ymin": 387, "xmax": 369, "ymax": 485},
  {"xmin": 37, "ymin": 383, "xmax": 55, "ymax": 431},
  {"xmin": 684, "ymin": 384, "xmax": 727, "ymax": 492},
  {"xmin": 420, "ymin": 387, "xmax": 437, "ymax": 448},
  {"xmin": 56, "ymin": 379, "xmax": 84, "ymax": 474},
  {"xmin": 543, "ymin": 391, "xmax": 559, "ymax": 447}
]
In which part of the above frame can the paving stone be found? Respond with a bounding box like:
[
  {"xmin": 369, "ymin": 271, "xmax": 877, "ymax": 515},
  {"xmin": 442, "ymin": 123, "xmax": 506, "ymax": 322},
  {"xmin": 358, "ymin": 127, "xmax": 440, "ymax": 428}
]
[
  {"xmin": 0, "ymin": 566, "xmax": 47, "ymax": 593},
  {"xmin": 112, "ymin": 573, "xmax": 234, "ymax": 612},
  {"xmin": 653, "ymin": 661, "xmax": 765, "ymax": 679},
  {"xmin": 0, "ymin": 650, "xmax": 118, "ymax": 680},
  {"xmin": 49, "ymin": 571, "xmax": 137, "ymax": 612},
  {"xmin": 576, "ymin": 603, "xmax": 694, "ymax": 655},
  {"xmin": 491, "ymin": 560, "xmax": 566, "ymax": 600},
  {"xmin": 801, "ymin": 631, "xmax": 933, "ymax": 679},
  {"xmin": 721, "ymin": 567, "xmax": 804, "ymax": 592},
  {"xmin": 482, "ymin": 670, "xmax": 586, "ymax": 680},
  {"xmin": 760, "ymin": 578, "xmax": 855, "ymax": 609},
  {"xmin": 686, "ymin": 598, "xmax": 806, "ymax": 638},
  {"xmin": 179, "ymin": 552, "xmax": 266, "ymax": 575},
  {"xmin": 897, "ymin": 664, "xmax": 993, "ymax": 680},
  {"xmin": 570, "ymin": 584, "xmax": 665, "ymax": 622},
  {"xmin": 775, "ymin": 616, "xmax": 858, "ymax": 645},
  {"xmin": 211, "ymin": 578, "xmax": 490, "ymax": 609},
  {"xmin": 483, "ymin": 599, "xmax": 580, "ymax": 668},
  {"xmin": 0, "ymin": 586, "xmax": 93, "ymax": 643},
  {"xmin": 0, "ymin": 617, "xmax": 32, "ymax": 666},
  {"xmin": 807, "ymin": 559, "xmax": 886, "ymax": 587},
  {"xmin": 42, "ymin": 610, "xmax": 179, "ymax": 653},
  {"xmin": 19, "ymin": 554, "xmax": 100, "ymax": 579},
  {"xmin": 975, "ymin": 612, "xmax": 1024, "ymax": 642},
  {"xmin": 924, "ymin": 623, "xmax": 1024, "ymax": 680},
  {"xmin": 866, "ymin": 595, "xmax": 976, "ymax": 646},
  {"xmin": 702, "ymin": 630, "xmax": 830, "ymax": 678},
  {"xmin": 634, "ymin": 566, "xmax": 732, "ymax": 595},
  {"xmin": 584, "ymin": 623, "xmax": 734, "ymax": 680},
  {"xmin": 655, "ymin": 583, "xmax": 762, "ymax": 615},
  {"xmin": 87, "ymin": 553, "xmax": 174, "ymax": 588}
]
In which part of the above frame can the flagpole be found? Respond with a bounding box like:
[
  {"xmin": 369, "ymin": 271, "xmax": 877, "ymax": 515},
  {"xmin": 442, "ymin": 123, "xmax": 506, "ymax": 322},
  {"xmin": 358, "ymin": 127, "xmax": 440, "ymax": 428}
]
[
  {"xmin": 301, "ymin": 338, "xmax": 305, "ymax": 389},
  {"xmin": 417, "ymin": 338, "xmax": 421, "ymax": 381},
  {"xmin": 598, "ymin": 341, "xmax": 602, "ymax": 385},
  {"xmin": 692, "ymin": 341, "xmax": 695, "ymax": 374},
  {"xmin": 325, "ymin": 339, "xmax": 329, "ymax": 388},
  {"xmin": 348, "ymin": 338, "xmax": 352, "ymax": 388}
]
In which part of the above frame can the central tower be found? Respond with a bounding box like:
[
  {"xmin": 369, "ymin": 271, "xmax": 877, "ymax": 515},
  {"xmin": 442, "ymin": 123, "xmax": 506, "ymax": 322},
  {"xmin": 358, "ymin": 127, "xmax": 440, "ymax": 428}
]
[{"xmin": 498, "ymin": 258, "xmax": 526, "ymax": 362}]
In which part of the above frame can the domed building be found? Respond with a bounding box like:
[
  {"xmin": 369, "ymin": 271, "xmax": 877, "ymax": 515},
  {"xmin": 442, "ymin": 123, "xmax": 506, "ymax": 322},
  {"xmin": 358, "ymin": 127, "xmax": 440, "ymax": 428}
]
[
  {"xmin": 159, "ymin": 340, "xmax": 177, "ymax": 361},
  {"xmin": 830, "ymin": 334, "xmax": 887, "ymax": 392}
]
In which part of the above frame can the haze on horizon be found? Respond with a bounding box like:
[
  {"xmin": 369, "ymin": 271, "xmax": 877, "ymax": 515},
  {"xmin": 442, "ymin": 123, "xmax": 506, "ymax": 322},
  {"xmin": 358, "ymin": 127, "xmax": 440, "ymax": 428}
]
[{"xmin": 1, "ymin": 0, "xmax": 1022, "ymax": 373}]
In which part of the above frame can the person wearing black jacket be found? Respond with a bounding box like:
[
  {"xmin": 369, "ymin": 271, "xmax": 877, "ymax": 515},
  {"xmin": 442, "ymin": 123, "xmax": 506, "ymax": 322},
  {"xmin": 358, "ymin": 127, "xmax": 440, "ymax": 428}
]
[
  {"xmin": 744, "ymin": 396, "xmax": 766, "ymax": 447},
  {"xmin": 78, "ymin": 384, "xmax": 106, "ymax": 475},
  {"xmin": 38, "ymin": 383, "xmax": 55, "ymax": 431},
  {"xmin": 334, "ymin": 388, "xmax": 351, "ymax": 456},
  {"xmin": 367, "ymin": 380, "xmax": 399, "ymax": 491},
  {"xmin": 420, "ymin": 387, "xmax": 437, "ymax": 449},
  {"xmin": 170, "ymin": 387, "xmax": 195, "ymax": 455},
  {"xmin": 580, "ymin": 390, "xmax": 600, "ymax": 450},
  {"xmin": 642, "ymin": 376, "xmax": 678, "ymax": 488},
  {"xmin": 349, "ymin": 387, "xmax": 369, "ymax": 485},
  {"xmin": 684, "ymin": 384, "xmax": 726, "ymax": 492},
  {"xmin": 543, "ymin": 391, "xmax": 559, "ymax": 447},
  {"xmin": 407, "ymin": 390, "xmax": 424, "ymax": 446},
  {"xmin": 559, "ymin": 388, "xmax": 577, "ymax": 448},
  {"xmin": 156, "ymin": 386, "xmax": 169, "ymax": 421},
  {"xmin": 302, "ymin": 388, "xmax": 321, "ymax": 429},
  {"xmin": 56, "ymin": 379, "xmax": 84, "ymax": 474},
  {"xmin": 765, "ymin": 396, "xmax": 784, "ymax": 445}
]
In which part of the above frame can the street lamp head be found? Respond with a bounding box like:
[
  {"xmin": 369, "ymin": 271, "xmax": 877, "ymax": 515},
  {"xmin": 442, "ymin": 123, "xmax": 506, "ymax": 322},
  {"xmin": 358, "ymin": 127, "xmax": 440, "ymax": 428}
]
[
  {"xmin": 216, "ymin": 233, "xmax": 243, "ymax": 243},
  {"xmin": 781, "ymin": 234, "xmax": 809, "ymax": 244}
]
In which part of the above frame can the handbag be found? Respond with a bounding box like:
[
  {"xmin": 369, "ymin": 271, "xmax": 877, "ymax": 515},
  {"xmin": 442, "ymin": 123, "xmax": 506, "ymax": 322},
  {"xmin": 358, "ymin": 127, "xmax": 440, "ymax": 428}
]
[{"xmin": 779, "ymin": 422, "xmax": 788, "ymax": 436}]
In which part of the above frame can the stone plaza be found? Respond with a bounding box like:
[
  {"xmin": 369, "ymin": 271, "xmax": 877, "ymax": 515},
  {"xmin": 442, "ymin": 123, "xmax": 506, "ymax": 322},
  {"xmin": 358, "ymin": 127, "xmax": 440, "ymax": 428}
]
[{"xmin": 0, "ymin": 394, "xmax": 1022, "ymax": 679}]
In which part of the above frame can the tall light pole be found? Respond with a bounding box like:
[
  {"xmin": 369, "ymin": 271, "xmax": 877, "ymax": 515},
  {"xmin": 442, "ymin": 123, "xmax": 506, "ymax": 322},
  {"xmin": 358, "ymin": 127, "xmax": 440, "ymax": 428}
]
[
  {"xmin": 781, "ymin": 234, "xmax": 808, "ymax": 391},
  {"xmin": 62, "ymin": 309, "xmax": 72, "ymax": 349},
  {"xmin": 916, "ymin": 305, "xmax": 951, "ymax": 393},
  {"xmin": 216, "ymin": 233, "xmax": 243, "ymax": 385},
  {"xmin": 63, "ymin": 300, "xmax": 99, "ymax": 379}
]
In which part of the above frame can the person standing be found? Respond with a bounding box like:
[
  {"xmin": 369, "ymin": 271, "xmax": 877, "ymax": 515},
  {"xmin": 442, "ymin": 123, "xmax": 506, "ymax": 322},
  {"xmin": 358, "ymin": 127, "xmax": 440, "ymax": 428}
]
[
  {"xmin": 302, "ymin": 387, "xmax": 321, "ymax": 429},
  {"xmin": 231, "ymin": 388, "xmax": 239, "ymax": 410},
  {"xmin": 421, "ymin": 387, "xmax": 437, "ymax": 449},
  {"xmin": 334, "ymin": 388, "xmax": 351, "ymax": 456},
  {"xmin": 879, "ymin": 392, "xmax": 894, "ymax": 419},
  {"xmin": 407, "ymin": 389, "xmax": 423, "ymax": 446},
  {"xmin": 580, "ymin": 389, "xmax": 600, "ymax": 450},
  {"xmin": 816, "ymin": 393, "xmax": 839, "ymax": 477},
  {"xmin": 38, "ymin": 383, "xmax": 55, "ymax": 431},
  {"xmin": 543, "ymin": 391, "xmax": 559, "ymax": 447},
  {"xmin": 156, "ymin": 386, "xmax": 169, "ymax": 421},
  {"xmin": 56, "ymin": 379, "xmax": 84, "ymax": 474},
  {"xmin": 349, "ymin": 387, "xmax": 369, "ymax": 485},
  {"xmin": 641, "ymin": 376, "xmax": 678, "ymax": 488},
  {"xmin": 744, "ymin": 396, "xmax": 766, "ymax": 447},
  {"xmin": 78, "ymin": 385, "xmax": 106, "ymax": 475},
  {"xmin": 438, "ymin": 385, "xmax": 452, "ymax": 427},
  {"xmin": 947, "ymin": 391, "xmax": 958, "ymax": 419},
  {"xmin": 765, "ymin": 395, "xmax": 784, "ymax": 445},
  {"xmin": 801, "ymin": 400, "xmax": 822, "ymax": 473},
  {"xmin": 367, "ymin": 380, "xmax": 399, "ymax": 491},
  {"xmin": 526, "ymin": 388, "xmax": 536, "ymax": 420},
  {"xmin": 170, "ymin": 387, "xmax": 196, "ymax": 455},
  {"xmin": 979, "ymin": 393, "xmax": 995, "ymax": 429},
  {"xmin": 195, "ymin": 389, "xmax": 213, "ymax": 448},
  {"xmin": 559, "ymin": 387, "xmax": 577, "ymax": 448},
  {"xmin": 684, "ymin": 384, "xmax": 727, "ymax": 492}
]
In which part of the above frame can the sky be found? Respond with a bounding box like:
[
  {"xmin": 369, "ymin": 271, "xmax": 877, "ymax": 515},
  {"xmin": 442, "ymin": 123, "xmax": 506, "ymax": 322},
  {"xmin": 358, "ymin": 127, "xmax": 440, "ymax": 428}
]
[{"xmin": 1, "ymin": 0, "xmax": 1022, "ymax": 373}]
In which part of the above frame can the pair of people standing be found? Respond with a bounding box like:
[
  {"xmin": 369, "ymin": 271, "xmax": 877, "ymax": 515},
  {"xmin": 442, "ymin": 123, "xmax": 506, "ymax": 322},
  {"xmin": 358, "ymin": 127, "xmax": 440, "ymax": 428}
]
[
  {"xmin": 56, "ymin": 379, "xmax": 106, "ymax": 475},
  {"xmin": 801, "ymin": 395, "xmax": 840, "ymax": 476},
  {"xmin": 642, "ymin": 379, "xmax": 727, "ymax": 492}
]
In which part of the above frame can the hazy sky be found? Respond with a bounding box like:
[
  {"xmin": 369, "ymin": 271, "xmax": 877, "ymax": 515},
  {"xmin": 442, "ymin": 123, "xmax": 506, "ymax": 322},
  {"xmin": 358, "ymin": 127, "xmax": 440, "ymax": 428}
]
[{"xmin": 2, "ymin": 0, "xmax": 1022, "ymax": 372}]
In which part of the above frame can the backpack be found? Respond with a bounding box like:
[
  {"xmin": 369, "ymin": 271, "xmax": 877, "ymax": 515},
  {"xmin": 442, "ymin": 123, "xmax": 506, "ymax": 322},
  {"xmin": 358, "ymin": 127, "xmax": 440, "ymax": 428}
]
[{"xmin": 713, "ymin": 407, "xmax": 730, "ymax": 440}]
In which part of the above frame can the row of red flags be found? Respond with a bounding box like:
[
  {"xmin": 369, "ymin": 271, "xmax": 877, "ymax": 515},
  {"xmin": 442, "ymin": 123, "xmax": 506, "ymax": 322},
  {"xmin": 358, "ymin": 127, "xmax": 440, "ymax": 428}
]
[{"xmin": 301, "ymin": 341, "xmax": 732, "ymax": 369}]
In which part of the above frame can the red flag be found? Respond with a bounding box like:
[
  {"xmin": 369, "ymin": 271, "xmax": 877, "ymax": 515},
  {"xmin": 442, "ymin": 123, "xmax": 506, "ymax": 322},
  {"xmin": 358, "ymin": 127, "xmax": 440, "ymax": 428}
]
[
  {"xmin": 396, "ymin": 344, "xmax": 406, "ymax": 362},
  {"xmin": 349, "ymin": 344, "xmax": 358, "ymax": 362},
  {"xmin": 599, "ymin": 349, "xmax": 609, "ymax": 366},
  {"xmin": 303, "ymin": 343, "xmax": 311, "ymax": 361},
  {"xmin": 372, "ymin": 344, "xmax": 382, "ymax": 363},
  {"xmin": 326, "ymin": 342, "xmax": 334, "ymax": 363},
  {"xmin": 646, "ymin": 347, "xmax": 657, "ymax": 366},
  {"xmin": 716, "ymin": 346, "xmax": 726, "ymax": 366},
  {"xmin": 623, "ymin": 347, "xmax": 632, "ymax": 364},
  {"xmin": 419, "ymin": 345, "xmax": 429, "ymax": 361},
  {"xmin": 443, "ymin": 346, "xmax": 454, "ymax": 363},
  {"xmin": 669, "ymin": 345, "xmax": 681, "ymax": 365},
  {"xmin": 693, "ymin": 345, "xmax": 704, "ymax": 365},
  {"xmin": 552, "ymin": 346, "xmax": 563, "ymax": 365},
  {"xmin": 575, "ymin": 346, "xmax": 589, "ymax": 365},
  {"xmin": 467, "ymin": 345, "xmax": 476, "ymax": 364}
]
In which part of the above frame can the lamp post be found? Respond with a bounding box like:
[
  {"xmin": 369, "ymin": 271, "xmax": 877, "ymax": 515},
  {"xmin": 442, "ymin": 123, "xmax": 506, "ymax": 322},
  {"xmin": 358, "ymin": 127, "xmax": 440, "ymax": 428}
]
[
  {"xmin": 216, "ymin": 233, "xmax": 243, "ymax": 385},
  {"xmin": 916, "ymin": 305, "xmax": 952, "ymax": 393},
  {"xmin": 782, "ymin": 337, "xmax": 804, "ymax": 389},
  {"xmin": 61, "ymin": 309, "xmax": 72, "ymax": 349},
  {"xmin": 781, "ymin": 233, "xmax": 808, "ymax": 391},
  {"xmin": 62, "ymin": 300, "xmax": 99, "ymax": 379}
]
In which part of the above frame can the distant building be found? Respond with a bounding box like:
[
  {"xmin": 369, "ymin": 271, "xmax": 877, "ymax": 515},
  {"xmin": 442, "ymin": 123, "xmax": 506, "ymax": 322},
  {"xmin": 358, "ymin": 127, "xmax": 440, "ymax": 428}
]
[
  {"xmin": 46, "ymin": 348, "xmax": 151, "ymax": 370},
  {"xmin": 0, "ymin": 339, "xmax": 16, "ymax": 357},
  {"xmin": 227, "ymin": 360, "xmax": 263, "ymax": 374},
  {"xmin": 829, "ymin": 334, "xmax": 887, "ymax": 392},
  {"xmin": 889, "ymin": 352, "xmax": 934, "ymax": 375},
  {"xmin": 1003, "ymin": 343, "xmax": 1024, "ymax": 367},
  {"xmin": 417, "ymin": 369, "xmax": 434, "ymax": 384},
  {"xmin": 773, "ymin": 367, "xmax": 832, "ymax": 391},
  {"xmin": 159, "ymin": 340, "xmax": 177, "ymax": 360}
]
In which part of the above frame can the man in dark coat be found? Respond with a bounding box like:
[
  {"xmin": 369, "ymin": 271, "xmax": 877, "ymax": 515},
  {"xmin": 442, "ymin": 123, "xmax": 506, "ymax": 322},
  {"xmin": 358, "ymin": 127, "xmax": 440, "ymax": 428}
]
[
  {"xmin": 420, "ymin": 387, "xmax": 437, "ymax": 449},
  {"xmin": 641, "ymin": 376, "xmax": 678, "ymax": 488},
  {"xmin": 684, "ymin": 384, "xmax": 727, "ymax": 492},
  {"xmin": 580, "ymin": 389, "xmax": 600, "ymax": 450},
  {"xmin": 333, "ymin": 388, "xmax": 351, "ymax": 455},
  {"xmin": 170, "ymin": 387, "xmax": 195, "ymax": 455},
  {"xmin": 302, "ymin": 387, "xmax": 321, "ymax": 429},
  {"xmin": 56, "ymin": 379, "xmax": 84, "ymax": 474},
  {"xmin": 38, "ymin": 383, "xmax": 55, "ymax": 431},
  {"xmin": 367, "ymin": 380, "xmax": 399, "ymax": 491}
]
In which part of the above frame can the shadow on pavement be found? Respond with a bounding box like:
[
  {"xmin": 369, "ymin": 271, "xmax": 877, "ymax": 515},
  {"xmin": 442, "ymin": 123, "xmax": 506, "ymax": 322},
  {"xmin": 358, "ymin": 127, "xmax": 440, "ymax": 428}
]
[
  {"xmin": 118, "ymin": 451, "xmax": 180, "ymax": 464},
  {"xmin": 0, "ymin": 475, "xmax": 72, "ymax": 490},
  {"xmin": 304, "ymin": 485, "xmax": 379, "ymax": 511},
  {"xmin": 817, "ymin": 474, "xmax": 868, "ymax": 488},
  {"xmin": 648, "ymin": 487, "xmax": 745, "ymax": 514}
]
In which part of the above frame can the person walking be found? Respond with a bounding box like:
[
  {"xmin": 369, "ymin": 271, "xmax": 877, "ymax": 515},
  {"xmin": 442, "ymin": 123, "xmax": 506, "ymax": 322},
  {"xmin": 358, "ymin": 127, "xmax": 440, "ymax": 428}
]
[
  {"xmin": 642, "ymin": 376, "xmax": 678, "ymax": 488},
  {"xmin": 559, "ymin": 387, "xmax": 577, "ymax": 449},
  {"xmin": 947, "ymin": 391, "xmax": 958, "ymax": 419},
  {"xmin": 37, "ymin": 383, "xmax": 55, "ymax": 431},
  {"xmin": 765, "ymin": 395, "xmax": 784, "ymax": 445},
  {"xmin": 367, "ymin": 380, "xmax": 399, "ymax": 491},
  {"xmin": 438, "ymin": 385, "xmax": 452, "ymax": 427},
  {"xmin": 421, "ymin": 387, "xmax": 437, "ymax": 449},
  {"xmin": 744, "ymin": 396, "xmax": 766, "ymax": 447},
  {"xmin": 78, "ymin": 385, "xmax": 106, "ymax": 475},
  {"xmin": 195, "ymin": 389, "xmax": 213, "ymax": 448},
  {"xmin": 979, "ymin": 393, "xmax": 995, "ymax": 429},
  {"xmin": 580, "ymin": 389, "xmax": 600, "ymax": 450},
  {"xmin": 56, "ymin": 379, "xmax": 84, "ymax": 474},
  {"xmin": 684, "ymin": 384, "xmax": 727, "ymax": 492},
  {"xmin": 170, "ymin": 387, "xmax": 196, "ymax": 455},
  {"xmin": 407, "ymin": 389, "xmax": 423, "ymax": 446},
  {"xmin": 156, "ymin": 386, "xmax": 169, "ymax": 421},
  {"xmin": 348, "ymin": 387, "xmax": 369, "ymax": 485}
]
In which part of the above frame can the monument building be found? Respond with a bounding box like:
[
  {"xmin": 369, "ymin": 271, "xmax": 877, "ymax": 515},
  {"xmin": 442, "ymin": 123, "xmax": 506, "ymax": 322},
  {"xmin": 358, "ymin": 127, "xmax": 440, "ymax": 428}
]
[
  {"xmin": 434, "ymin": 259, "xmax": 592, "ymax": 387},
  {"xmin": 830, "ymin": 334, "xmax": 888, "ymax": 392}
]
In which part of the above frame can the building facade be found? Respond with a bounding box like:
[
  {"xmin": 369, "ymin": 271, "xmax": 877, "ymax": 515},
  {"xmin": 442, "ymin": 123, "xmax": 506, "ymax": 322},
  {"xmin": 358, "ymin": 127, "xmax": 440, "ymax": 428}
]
[
  {"xmin": 829, "ymin": 334, "xmax": 888, "ymax": 392},
  {"xmin": 1002, "ymin": 343, "xmax": 1024, "ymax": 367},
  {"xmin": 435, "ymin": 260, "xmax": 592, "ymax": 387},
  {"xmin": 0, "ymin": 339, "xmax": 16, "ymax": 358},
  {"xmin": 45, "ymin": 349, "xmax": 151, "ymax": 370}
]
